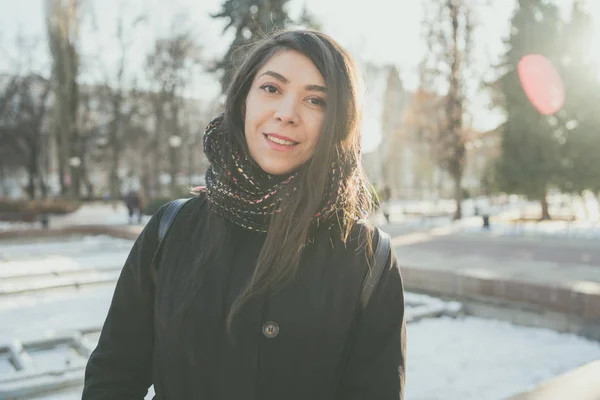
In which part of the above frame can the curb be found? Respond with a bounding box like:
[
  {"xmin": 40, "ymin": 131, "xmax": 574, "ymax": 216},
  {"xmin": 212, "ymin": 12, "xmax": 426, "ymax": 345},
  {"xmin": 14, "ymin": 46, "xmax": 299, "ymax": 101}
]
[{"xmin": 400, "ymin": 266, "xmax": 600, "ymax": 322}]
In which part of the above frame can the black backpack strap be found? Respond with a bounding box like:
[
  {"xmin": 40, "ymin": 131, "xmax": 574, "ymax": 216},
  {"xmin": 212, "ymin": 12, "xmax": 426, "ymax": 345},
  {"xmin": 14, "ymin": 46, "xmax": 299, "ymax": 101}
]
[
  {"xmin": 158, "ymin": 198, "xmax": 193, "ymax": 245},
  {"xmin": 360, "ymin": 227, "xmax": 392, "ymax": 309}
]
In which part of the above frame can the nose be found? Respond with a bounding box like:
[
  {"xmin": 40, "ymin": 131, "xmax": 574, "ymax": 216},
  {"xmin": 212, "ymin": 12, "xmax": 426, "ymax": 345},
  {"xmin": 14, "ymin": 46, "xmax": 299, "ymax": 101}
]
[{"xmin": 274, "ymin": 95, "xmax": 299, "ymax": 125}]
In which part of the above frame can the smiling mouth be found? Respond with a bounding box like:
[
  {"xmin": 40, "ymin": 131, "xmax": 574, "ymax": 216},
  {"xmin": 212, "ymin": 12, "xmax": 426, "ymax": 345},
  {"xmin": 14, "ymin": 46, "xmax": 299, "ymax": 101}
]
[{"xmin": 264, "ymin": 133, "xmax": 299, "ymax": 146}]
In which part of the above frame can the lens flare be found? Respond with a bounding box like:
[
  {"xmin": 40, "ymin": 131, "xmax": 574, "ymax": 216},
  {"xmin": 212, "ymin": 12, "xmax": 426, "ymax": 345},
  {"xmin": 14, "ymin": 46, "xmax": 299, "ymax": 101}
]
[{"xmin": 517, "ymin": 54, "xmax": 565, "ymax": 115}]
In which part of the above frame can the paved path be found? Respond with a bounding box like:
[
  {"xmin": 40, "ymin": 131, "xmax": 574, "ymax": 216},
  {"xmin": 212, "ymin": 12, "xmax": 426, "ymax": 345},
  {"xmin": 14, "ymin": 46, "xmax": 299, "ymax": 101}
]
[{"xmin": 391, "ymin": 228, "xmax": 600, "ymax": 287}]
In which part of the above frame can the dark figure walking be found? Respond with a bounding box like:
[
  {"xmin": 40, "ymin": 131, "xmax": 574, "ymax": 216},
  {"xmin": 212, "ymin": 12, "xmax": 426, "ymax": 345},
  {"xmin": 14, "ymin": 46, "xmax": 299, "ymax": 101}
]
[{"xmin": 125, "ymin": 190, "xmax": 142, "ymax": 224}]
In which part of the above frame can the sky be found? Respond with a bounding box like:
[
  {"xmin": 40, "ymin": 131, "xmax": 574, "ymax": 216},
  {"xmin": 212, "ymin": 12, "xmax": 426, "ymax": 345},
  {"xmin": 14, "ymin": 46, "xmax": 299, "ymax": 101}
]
[{"xmin": 1, "ymin": 0, "xmax": 600, "ymax": 142}]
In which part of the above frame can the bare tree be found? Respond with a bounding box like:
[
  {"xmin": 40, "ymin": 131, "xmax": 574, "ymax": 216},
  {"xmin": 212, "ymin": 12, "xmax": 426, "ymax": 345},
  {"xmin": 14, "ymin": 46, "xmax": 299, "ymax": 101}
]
[
  {"xmin": 46, "ymin": 0, "xmax": 81, "ymax": 198},
  {"xmin": 0, "ymin": 32, "xmax": 52, "ymax": 199},
  {"xmin": 0, "ymin": 76, "xmax": 21, "ymax": 193},
  {"xmin": 145, "ymin": 25, "xmax": 202, "ymax": 197},
  {"xmin": 0, "ymin": 75, "xmax": 20, "ymax": 169},
  {"xmin": 93, "ymin": 10, "xmax": 147, "ymax": 198},
  {"xmin": 0, "ymin": 77, "xmax": 51, "ymax": 200},
  {"xmin": 0, "ymin": 76, "xmax": 19, "ymax": 119},
  {"xmin": 12, "ymin": 76, "xmax": 51, "ymax": 199},
  {"xmin": 420, "ymin": 0, "xmax": 477, "ymax": 219}
]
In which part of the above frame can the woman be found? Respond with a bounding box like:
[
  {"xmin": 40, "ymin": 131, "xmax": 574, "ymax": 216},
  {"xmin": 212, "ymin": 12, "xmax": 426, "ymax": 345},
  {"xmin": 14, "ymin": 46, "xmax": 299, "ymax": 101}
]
[{"xmin": 83, "ymin": 29, "xmax": 406, "ymax": 400}]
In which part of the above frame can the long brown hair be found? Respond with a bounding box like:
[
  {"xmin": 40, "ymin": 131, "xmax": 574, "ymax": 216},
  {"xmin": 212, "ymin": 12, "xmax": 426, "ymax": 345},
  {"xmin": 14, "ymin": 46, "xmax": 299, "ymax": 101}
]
[{"xmin": 177, "ymin": 30, "xmax": 374, "ymax": 334}]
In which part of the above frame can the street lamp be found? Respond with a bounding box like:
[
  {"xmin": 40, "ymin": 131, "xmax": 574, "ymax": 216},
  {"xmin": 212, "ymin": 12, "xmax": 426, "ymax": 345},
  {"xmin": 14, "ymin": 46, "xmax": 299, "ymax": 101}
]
[
  {"xmin": 168, "ymin": 135, "xmax": 182, "ymax": 148},
  {"xmin": 69, "ymin": 157, "xmax": 81, "ymax": 168}
]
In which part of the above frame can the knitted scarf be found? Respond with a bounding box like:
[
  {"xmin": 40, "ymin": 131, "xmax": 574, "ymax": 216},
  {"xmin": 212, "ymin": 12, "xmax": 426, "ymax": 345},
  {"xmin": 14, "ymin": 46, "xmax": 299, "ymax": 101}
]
[{"xmin": 200, "ymin": 113, "xmax": 362, "ymax": 233}]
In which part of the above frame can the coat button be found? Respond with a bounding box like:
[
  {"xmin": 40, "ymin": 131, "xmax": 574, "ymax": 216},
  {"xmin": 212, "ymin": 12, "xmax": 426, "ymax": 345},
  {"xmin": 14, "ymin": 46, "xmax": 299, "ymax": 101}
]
[{"xmin": 262, "ymin": 321, "xmax": 279, "ymax": 338}]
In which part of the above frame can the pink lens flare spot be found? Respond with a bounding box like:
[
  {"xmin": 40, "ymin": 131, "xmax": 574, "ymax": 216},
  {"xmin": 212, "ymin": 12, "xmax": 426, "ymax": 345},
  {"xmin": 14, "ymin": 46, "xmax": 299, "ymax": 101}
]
[{"xmin": 518, "ymin": 54, "xmax": 565, "ymax": 115}]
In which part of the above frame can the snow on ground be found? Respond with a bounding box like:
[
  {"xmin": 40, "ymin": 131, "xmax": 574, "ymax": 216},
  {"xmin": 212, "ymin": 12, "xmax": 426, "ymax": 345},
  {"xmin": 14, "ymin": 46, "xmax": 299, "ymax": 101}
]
[
  {"xmin": 379, "ymin": 195, "xmax": 600, "ymax": 240},
  {"xmin": 23, "ymin": 312, "xmax": 600, "ymax": 400},
  {"xmin": 407, "ymin": 316, "xmax": 600, "ymax": 400},
  {"xmin": 0, "ymin": 286, "xmax": 114, "ymax": 343},
  {"xmin": 1, "ymin": 235, "xmax": 600, "ymax": 399},
  {"xmin": 0, "ymin": 202, "xmax": 152, "ymax": 232},
  {"xmin": 0, "ymin": 236, "xmax": 131, "ymax": 342}
]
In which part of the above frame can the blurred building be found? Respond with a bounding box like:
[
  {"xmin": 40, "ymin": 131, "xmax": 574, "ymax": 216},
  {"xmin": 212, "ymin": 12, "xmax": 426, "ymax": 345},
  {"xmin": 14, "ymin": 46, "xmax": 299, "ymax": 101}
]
[
  {"xmin": 360, "ymin": 70, "xmax": 501, "ymax": 200},
  {"xmin": 360, "ymin": 64, "xmax": 410, "ymax": 193}
]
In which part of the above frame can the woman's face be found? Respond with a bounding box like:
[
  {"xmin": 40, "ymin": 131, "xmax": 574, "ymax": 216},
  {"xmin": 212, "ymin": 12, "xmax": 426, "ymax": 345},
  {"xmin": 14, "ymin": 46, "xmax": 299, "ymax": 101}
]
[{"xmin": 244, "ymin": 49, "xmax": 327, "ymax": 176}]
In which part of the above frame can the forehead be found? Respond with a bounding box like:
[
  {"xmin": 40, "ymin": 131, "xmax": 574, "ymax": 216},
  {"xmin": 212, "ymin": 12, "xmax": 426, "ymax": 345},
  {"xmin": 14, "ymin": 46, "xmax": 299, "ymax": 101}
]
[{"xmin": 255, "ymin": 49, "xmax": 325, "ymax": 86}]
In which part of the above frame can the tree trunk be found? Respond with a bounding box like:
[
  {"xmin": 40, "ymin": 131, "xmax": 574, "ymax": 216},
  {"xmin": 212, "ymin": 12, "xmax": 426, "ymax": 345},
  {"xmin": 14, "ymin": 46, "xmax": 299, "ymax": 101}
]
[
  {"xmin": 540, "ymin": 192, "xmax": 551, "ymax": 220},
  {"xmin": 436, "ymin": 170, "xmax": 445, "ymax": 198},
  {"xmin": 188, "ymin": 138, "xmax": 194, "ymax": 187},
  {"xmin": 153, "ymin": 139, "xmax": 162, "ymax": 197},
  {"xmin": 140, "ymin": 161, "xmax": 152, "ymax": 203},
  {"xmin": 108, "ymin": 98, "xmax": 122, "ymax": 199},
  {"xmin": 70, "ymin": 165, "xmax": 81, "ymax": 199},
  {"xmin": 69, "ymin": 138, "xmax": 81, "ymax": 200},
  {"xmin": 26, "ymin": 148, "xmax": 38, "ymax": 200},
  {"xmin": 444, "ymin": 0, "xmax": 465, "ymax": 221},
  {"xmin": 56, "ymin": 130, "xmax": 68, "ymax": 196},
  {"xmin": 39, "ymin": 175, "xmax": 48, "ymax": 199},
  {"xmin": 26, "ymin": 175, "xmax": 36, "ymax": 200},
  {"xmin": 453, "ymin": 172, "xmax": 462, "ymax": 220},
  {"xmin": 0, "ymin": 164, "xmax": 7, "ymax": 196},
  {"xmin": 169, "ymin": 145, "xmax": 179, "ymax": 196},
  {"xmin": 109, "ymin": 143, "xmax": 121, "ymax": 199},
  {"xmin": 80, "ymin": 158, "xmax": 94, "ymax": 199},
  {"xmin": 152, "ymin": 104, "xmax": 164, "ymax": 198}
]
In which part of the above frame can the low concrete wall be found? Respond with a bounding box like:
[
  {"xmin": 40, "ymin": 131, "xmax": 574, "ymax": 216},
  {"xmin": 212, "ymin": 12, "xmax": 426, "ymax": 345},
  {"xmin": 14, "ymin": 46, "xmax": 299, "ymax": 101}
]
[
  {"xmin": 401, "ymin": 266, "xmax": 600, "ymax": 335},
  {"xmin": 506, "ymin": 360, "xmax": 600, "ymax": 400}
]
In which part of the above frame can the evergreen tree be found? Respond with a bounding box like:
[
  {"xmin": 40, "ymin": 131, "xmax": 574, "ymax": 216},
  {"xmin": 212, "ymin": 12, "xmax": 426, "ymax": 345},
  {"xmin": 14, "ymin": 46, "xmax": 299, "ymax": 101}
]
[
  {"xmin": 211, "ymin": 0, "xmax": 292, "ymax": 93},
  {"xmin": 494, "ymin": 0, "xmax": 563, "ymax": 219},
  {"xmin": 211, "ymin": 1, "xmax": 320, "ymax": 93},
  {"xmin": 556, "ymin": 1, "xmax": 600, "ymax": 197}
]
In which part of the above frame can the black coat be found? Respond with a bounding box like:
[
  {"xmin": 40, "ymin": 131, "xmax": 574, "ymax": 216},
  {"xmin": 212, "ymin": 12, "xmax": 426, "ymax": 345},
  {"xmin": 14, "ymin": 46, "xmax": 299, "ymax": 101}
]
[{"xmin": 83, "ymin": 196, "xmax": 406, "ymax": 399}]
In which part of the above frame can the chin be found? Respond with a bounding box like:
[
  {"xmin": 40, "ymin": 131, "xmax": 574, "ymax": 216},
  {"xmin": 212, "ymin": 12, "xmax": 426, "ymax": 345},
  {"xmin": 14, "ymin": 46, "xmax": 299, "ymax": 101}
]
[{"xmin": 257, "ymin": 160, "xmax": 298, "ymax": 176}]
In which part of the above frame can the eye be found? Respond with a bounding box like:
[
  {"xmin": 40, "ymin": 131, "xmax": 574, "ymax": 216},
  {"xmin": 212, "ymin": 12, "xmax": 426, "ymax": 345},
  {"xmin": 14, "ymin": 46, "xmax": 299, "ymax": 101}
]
[
  {"xmin": 260, "ymin": 84, "xmax": 279, "ymax": 94},
  {"xmin": 308, "ymin": 97, "xmax": 327, "ymax": 108}
]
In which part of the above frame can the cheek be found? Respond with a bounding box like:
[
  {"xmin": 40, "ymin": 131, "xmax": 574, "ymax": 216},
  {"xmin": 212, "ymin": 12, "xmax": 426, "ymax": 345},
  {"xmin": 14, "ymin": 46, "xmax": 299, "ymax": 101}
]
[
  {"xmin": 244, "ymin": 116, "xmax": 259, "ymax": 149},
  {"xmin": 244, "ymin": 94, "xmax": 262, "ymax": 133},
  {"xmin": 306, "ymin": 116, "xmax": 325, "ymax": 148}
]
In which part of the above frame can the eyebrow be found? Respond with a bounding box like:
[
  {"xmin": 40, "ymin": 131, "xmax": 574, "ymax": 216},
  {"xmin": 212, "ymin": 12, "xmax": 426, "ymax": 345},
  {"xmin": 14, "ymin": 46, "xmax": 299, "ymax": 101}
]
[{"xmin": 258, "ymin": 70, "xmax": 327, "ymax": 93}]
